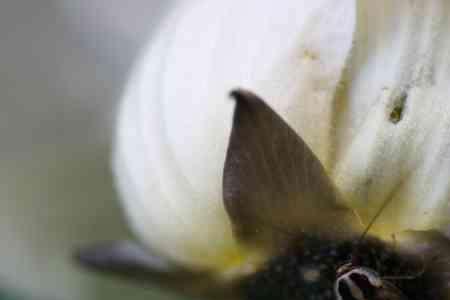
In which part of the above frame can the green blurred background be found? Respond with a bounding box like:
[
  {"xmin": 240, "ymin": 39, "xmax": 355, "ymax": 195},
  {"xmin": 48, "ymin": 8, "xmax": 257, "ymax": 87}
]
[{"xmin": 0, "ymin": 1, "xmax": 183, "ymax": 299}]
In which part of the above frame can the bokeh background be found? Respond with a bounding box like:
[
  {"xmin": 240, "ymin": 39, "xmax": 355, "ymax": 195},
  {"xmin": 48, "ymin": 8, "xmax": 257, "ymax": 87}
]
[{"xmin": 0, "ymin": 1, "xmax": 180, "ymax": 299}]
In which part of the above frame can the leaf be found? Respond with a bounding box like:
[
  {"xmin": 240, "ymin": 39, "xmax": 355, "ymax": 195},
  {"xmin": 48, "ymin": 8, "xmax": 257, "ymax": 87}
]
[
  {"xmin": 75, "ymin": 241, "xmax": 236, "ymax": 299},
  {"xmin": 223, "ymin": 89, "xmax": 357, "ymax": 248}
]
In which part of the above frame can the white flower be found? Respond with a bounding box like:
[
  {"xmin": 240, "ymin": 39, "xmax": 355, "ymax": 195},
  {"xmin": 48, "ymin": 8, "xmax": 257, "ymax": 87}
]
[
  {"xmin": 115, "ymin": 0, "xmax": 355, "ymax": 271},
  {"xmin": 79, "ymin": 0, "xmax": 450, "ymax": 298}
]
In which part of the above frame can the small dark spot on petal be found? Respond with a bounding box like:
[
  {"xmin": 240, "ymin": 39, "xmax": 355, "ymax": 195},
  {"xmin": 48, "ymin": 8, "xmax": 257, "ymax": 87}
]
[{"xmin": 389, "ymin": 91, "xmax": 408, "ymax": 124}]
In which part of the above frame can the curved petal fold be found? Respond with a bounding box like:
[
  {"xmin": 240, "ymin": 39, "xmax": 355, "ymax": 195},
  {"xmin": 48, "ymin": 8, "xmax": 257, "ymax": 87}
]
[{"xmin": 333, "ymin": 0, "xmax": 450, "ymax": 237}]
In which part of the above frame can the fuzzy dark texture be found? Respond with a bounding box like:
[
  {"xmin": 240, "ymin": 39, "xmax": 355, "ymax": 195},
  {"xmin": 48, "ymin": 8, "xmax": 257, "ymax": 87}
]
[{"xmin": 239, "ymin": 234, "xmax": 446, "ymax": 300}]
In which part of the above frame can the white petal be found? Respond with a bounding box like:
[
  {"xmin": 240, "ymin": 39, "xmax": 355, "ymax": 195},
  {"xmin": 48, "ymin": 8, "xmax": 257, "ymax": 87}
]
[
  {"xmin": 333, "ymin": 0, "xmax": 450, "ymax": 236},
  {"xmin": 115, "ymin": 0, "xmax": 356, "ymax": 270}
]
